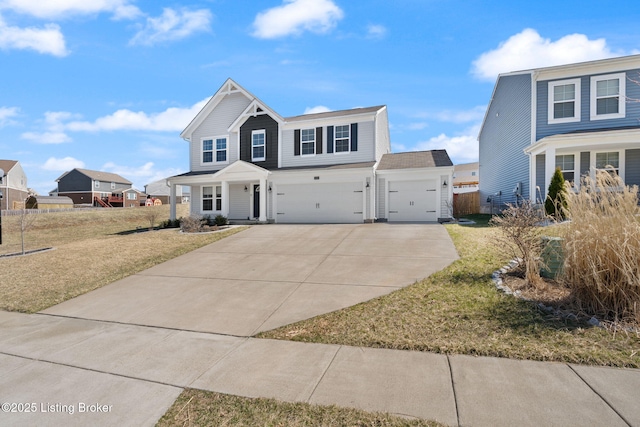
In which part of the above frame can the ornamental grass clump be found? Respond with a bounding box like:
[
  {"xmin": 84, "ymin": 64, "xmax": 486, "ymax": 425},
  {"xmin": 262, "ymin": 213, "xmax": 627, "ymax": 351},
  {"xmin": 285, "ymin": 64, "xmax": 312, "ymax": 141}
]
[{"xmin": 561, "ymin": 170, "xmax": 640, "ymax": 323}]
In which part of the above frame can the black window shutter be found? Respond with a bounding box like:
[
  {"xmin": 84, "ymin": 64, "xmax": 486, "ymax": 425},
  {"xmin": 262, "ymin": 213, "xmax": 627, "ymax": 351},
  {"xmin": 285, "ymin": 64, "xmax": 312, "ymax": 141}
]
[
  {"xmin": 316, "ymin": 127, "xmax": 323, "ymax": 154},
  {"xmin": 327, "ymin": 126, "xmax": 334, "ymax": 153},
  {"xmin": 294, "ymin": 129, "xmax": 300, "ymax": 156},
  {"xmin": 351, "ymin": 123, "xmax": 358, "ymax": 152}
]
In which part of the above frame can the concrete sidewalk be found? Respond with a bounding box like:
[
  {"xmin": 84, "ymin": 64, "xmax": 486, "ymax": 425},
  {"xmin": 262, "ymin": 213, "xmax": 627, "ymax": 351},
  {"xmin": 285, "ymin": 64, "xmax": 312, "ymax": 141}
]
[{"xmin": 1, "ymin": 311, "xmax": 639, "ymax": 427}]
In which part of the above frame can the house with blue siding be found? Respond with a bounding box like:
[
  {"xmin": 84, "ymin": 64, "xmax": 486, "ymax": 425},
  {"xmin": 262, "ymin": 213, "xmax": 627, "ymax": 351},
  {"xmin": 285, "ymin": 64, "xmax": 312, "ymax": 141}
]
[
  {"xmin": 479, "ymin": 54, "xmax": 640, "ymax": 212},
  {"xmin": 168, "ymin": 79, "xmax": 454, "ymax": 223}
]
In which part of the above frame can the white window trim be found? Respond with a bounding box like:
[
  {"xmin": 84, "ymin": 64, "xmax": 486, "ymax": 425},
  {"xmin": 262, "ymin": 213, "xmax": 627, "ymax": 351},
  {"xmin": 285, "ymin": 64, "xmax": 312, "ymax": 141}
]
[
  {"xmin": 590, "ymin": 73, "xmax": 626, "ymax": 121},
  {"xmin": 548, "ymin": 78, "xmax": 581, "ymax": 124},
  {"xmin": 95, "ymin": 181, "xmax": 100, "ymax": 189},
  {"xmin": 593, "ymin": 150, "xmax": 623, "ymax": 176},
  {"xmin": 334, "ymin": 124, "xmax": 351, "ymax": 154},
  {"xmin": 201, "ymin": 185, "xmax": 214, "ymax": 212},
  {"xmin": 300, "ymin": 128, "xmax": 316, "ymax": 157},
  {"xmin": 201, "ymin": 136, "xmax": 229, "ymax": 166},
  {"xmin": 555, "ymin": 154, "xmax": 576, "ymax": 184},
  {"xmin": 252, "ymin": 129, "xmax": 266, "ymax": 162}
]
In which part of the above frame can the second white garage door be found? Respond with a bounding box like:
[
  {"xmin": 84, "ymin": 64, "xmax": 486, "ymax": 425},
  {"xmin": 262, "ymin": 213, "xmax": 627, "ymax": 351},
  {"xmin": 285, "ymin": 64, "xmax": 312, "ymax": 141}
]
[
  {"xmin": 276, "ymin": 182, "xmax": 363, "ymax": 223},
  {"xmin": 388, "ymin": 180, "xmax": 438, "ymax": 222}
]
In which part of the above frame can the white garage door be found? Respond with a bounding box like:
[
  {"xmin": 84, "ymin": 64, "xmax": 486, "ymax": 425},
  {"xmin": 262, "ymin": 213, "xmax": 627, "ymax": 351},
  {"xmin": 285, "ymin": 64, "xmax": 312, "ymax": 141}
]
[
  {"xmin": 276, "ymin": 182, "xmax": 363, "ymax": 223},
  {"xmin": 388, "ymin": 180, "xmax": 438, "ymax": 222}
]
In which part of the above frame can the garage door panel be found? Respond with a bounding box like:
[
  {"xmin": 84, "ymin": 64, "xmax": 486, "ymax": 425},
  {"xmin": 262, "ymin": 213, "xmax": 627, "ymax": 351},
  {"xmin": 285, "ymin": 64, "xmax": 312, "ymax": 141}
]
[
  {"xmin": 277, "ymin": 182, "xmax": 363, "ymax": 223},
  {"xmin": 388, "ymin": 180, "xmax": 437, "ymax": 222}
]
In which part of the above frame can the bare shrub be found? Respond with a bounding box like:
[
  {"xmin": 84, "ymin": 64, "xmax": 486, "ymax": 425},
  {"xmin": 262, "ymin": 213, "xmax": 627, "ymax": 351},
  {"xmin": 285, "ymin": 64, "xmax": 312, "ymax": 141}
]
[
  {"xmin": 180, "ymin": 216, "xmax": 205, "ymax": 233},
  {"xmin": 561, "ymin": 170, "xmax": 640, "ymax": 323},
  {"xmin": 490, "ymin": 200, "xmax": 546, "ymax": 287}
]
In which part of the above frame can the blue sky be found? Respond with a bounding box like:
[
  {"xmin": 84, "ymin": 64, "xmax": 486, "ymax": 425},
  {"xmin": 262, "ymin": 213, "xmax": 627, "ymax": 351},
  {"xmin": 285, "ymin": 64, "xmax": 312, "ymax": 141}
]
[{"xmin": 1, "ymin": 0, "xmax": 640, "ymax": 195}]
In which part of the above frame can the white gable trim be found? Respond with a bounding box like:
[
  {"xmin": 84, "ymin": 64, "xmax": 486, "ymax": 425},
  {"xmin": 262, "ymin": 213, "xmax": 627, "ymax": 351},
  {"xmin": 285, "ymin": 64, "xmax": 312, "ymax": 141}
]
[
  {"xmin": 180, "ymin": 78, "xmax": 256, "ymax": 141},
  {"xmin": 227, "ymin": 99, "xmax": 284, "ymax": 133}
]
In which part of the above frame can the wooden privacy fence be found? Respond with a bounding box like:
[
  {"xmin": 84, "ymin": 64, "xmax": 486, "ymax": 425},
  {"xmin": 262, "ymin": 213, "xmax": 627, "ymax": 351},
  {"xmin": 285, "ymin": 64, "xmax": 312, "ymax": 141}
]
[{"xmin": 453, "ymin": 191, "xmax": 480, "ymax": 217}]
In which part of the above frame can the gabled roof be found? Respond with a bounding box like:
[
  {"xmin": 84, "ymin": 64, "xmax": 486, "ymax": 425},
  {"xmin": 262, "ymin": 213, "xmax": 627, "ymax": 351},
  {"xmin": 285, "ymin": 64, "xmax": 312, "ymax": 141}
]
[
  {"xmin": 181, "ymin": 78, "xmax": 284, "ymax": 140},
  {"xmin": 377, "ymin": 150, "xmax": 453, "ymax": 170},
  {"xmin": 0, "ymin": 160, "xmax": 18, "ymax": 175},
  {"xmin": 56, "ymin": 168, "xmax": 132, "ymax": 184},
  {"xmin": 285, "ymin": 106, "xmax": 386, "ymax": 123}
]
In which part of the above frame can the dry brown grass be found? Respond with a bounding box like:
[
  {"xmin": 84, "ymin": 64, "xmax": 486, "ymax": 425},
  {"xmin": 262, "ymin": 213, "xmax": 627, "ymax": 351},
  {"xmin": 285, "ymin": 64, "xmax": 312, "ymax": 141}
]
[
  {"xmin": 561, "ymin": 171, "xmax": 640, "ymax": 323},
  {"xmin": 157, "ymin": 389, "xmax": 443, "ymax": 427},
  {"xmin": 0, "ymin": 206, "xmax": 246, "ymax": 313}
]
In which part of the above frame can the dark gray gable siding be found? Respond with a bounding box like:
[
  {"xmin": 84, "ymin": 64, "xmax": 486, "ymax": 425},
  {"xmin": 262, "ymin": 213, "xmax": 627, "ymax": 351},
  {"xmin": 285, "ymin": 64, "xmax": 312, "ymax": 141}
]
[
  {"xmin": 479, "ymin": 73, "xmax": 532, "ymax": 210},
  {"xmin": 240, "ymin": 114, "xmax": 279, "ymax": 170},
  {"xmin": 625, "ymin": 149, "xmax": 640, "ymax": 186},
  {"xmin": 57, "ymin": 169, "xmax": 92, "ymax": 192},
  {"xmin": 535, "ymin": 154, "xmax": 546, "ymax": 202},
  {"xmin": 536, "ymin": 69, "xmax": 640, "ymax": 141}
]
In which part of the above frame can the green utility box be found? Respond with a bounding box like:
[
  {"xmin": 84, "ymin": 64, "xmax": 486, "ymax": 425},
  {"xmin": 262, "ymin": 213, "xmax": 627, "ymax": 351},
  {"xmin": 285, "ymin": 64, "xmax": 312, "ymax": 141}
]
[{"xmin": 541, "ymin": 236, "xmax": 564, "ymax": 279}]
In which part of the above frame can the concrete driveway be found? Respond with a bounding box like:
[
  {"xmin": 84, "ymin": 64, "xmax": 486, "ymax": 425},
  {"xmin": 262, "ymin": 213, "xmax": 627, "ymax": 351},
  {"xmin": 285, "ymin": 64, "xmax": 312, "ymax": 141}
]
[{"xmin": 42, "ymin": 223, "xmax": 458, "ymax": 336}]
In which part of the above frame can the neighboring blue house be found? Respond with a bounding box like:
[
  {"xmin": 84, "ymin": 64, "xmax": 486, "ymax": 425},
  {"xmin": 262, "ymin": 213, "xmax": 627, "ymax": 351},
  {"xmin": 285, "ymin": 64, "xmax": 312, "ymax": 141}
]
[{"xmin": 479, "ymin": 54, "xmax": 640, "ymax": 212}]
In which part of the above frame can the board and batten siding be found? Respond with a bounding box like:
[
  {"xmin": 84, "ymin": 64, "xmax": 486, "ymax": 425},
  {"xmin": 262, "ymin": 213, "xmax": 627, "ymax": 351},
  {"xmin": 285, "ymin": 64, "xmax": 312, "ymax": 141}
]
[
  {"xmin": 377, "ymin": 177, "xmax": 385, "ymax": 219},
  {"xmin": 536, "ymin": 69, "xmax": 640, "ymax": 141},
  {"xmin": 440, "ymin": 174, "xmax": 449, "ymax": 218},
  {"xmin": 625, "ymin": 149, "xmax": 640, "ymax": 187},
  {"xmin": 479, "ymin": 73, "xmax": 532, "ymax": 211},
  {"xmin": 280, "ymin": 121, "xmax": 375, "ymax": 168},
  {"xmin": 190, "ymin": 92, "xmax": 251, "ymax": 172}
]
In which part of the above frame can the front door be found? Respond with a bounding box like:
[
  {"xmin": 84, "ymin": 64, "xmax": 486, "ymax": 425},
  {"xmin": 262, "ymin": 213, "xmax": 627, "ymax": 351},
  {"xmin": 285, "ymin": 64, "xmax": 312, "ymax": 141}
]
[{"xmin": 253, "ymin": 184, "xmax": 260, "ymax": 218}]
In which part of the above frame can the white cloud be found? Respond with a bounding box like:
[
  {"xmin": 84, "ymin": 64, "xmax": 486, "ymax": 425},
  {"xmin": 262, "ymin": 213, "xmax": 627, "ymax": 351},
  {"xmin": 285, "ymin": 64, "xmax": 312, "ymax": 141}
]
[
  {"xmin": 431, "ymin": 106, "xmax": 487, "ymax": 123},
  {"xmin": 252, "ymin": 0, "xmax": 343, "ymax": 39},
  {"xmin": 366, "ymin": 24, "xmax": 387, "ymax": 39},
  {"xmin": 0, "ymin": 0, "xmax": 141, "ymax": 20},
  {"xmin": 415, "ymin": 125, "xmax": 480, "ymax": 164},
  {"xmin": 0, "ymin": 16, "xmax": 68, "ymax": 56},
  {"xmin": 43, "ymin": 156, "xmax": 85, "ymax": 171},
  {"xmin": 65, "ymin": 98, "xmax": 209, "ymax": 132},
  {"xmin": 21, "ymin": 131, "xmax": 72, "ymax": 144},
  {"xmin": 472, "ymin": 28, "xmax": 626, "ymax": 81},
  {"xmin": 129, "ymin": 8, "xmax": 212, "ymax": 46},
  {"xmin": 0, "ymin": 106, "xmax": 19, "ymax": 126},
  {"xmin": 102, "ymin": 161, "xmax": 184, "ymax": 188},
  {"xmin": 304, "ymin": 105, "xmax": 331, "ymax": 114}
]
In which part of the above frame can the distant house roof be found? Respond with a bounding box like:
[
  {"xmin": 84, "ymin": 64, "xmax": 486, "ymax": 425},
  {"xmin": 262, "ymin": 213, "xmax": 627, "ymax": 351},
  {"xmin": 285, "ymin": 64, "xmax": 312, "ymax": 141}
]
[
  {"xmin": 56, "ymin": 168, "xmax": 132, "ymax": 184},
  {"xmin": 377, "ymin": 150, "xmax": 453, "ymax": 170},
  {"xmin": 25, "ymin": 195, "xmax": 73, "ymax": 209},
  {"xmin": 0, "ymin": 160, "xmax": 18, "ymax": 174},
  {"xmin": 285, "ymin": 106, "xmax": 386, "ymax": 123}
]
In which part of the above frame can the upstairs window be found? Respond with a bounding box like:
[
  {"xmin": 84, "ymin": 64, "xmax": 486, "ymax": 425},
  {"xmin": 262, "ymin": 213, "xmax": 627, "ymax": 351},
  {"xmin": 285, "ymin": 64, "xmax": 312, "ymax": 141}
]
[
  {"xmin": 252, "ymin": 129, "xmax": 266, "ymax": 161},
  {"xmin": 95, "ymin": 181, "xmax": 100, "ymax": 189},
  {"xmin": 555, "ymin": 154, "xmax": 575, "ymax": 183},
  {"xmin": 301, "ymin": 129, "xmax": 315, "ymax": 155},
  {"xmin": 111, "ymin": 182, "xmax": 116, "ymax": 189},
  {"xmin": 591, "ymin": 73, "xmax": 625, "ymax": 120},
  {"xmin": 335, "ymin": 125, "xmax": 350, "ymax": 153},
  {"xmin": 203, "ymin": 136, "xmax": 228, "ymax": 164},
  {"xmin": 548, "ymin": 79, "xmax": 581, "ymax": 124}
]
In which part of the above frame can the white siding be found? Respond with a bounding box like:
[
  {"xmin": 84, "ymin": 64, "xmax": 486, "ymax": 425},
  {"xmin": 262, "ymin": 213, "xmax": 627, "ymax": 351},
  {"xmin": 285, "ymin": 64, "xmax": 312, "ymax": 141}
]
[
  {"xmin": 280, "ymin": 121, "xmax": 375, "ymax": 168},
  {"xmin": 375, "ymin": 108, "xmax": 391, "ymax": 161},
  {"xmin": 440, "ymin": 174, "xmax": 449, "ymax": 218},
  {"xmin": 190, "ymin": 92, "xmax": 251, "ymax": 172},
  {"xmin": 228, "ymin": 184, "xmax": 249, "ymax": 219},
  {"xmin": 377, "ymin": 177, "xmax": 385, "ymax": 218}
]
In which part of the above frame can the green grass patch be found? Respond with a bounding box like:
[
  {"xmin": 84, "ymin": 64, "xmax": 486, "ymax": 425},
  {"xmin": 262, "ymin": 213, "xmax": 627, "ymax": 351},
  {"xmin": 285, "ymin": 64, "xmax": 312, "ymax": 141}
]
[
  {"xmin": 157, "ymin": 389, "xmax": 443, "ymax": 427},
  {"xmin": 259, "ymin": 216, "xmax": 640, "ymax": 368}
]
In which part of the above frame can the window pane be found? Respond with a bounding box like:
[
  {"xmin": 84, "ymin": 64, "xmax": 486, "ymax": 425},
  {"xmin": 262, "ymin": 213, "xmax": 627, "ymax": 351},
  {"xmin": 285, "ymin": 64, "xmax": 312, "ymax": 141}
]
[
  {"xmin": 562, "ymin": 172, "xmax": 575, "ymax": 183},
  {"xmin": 216, "ymin": 186, "xmax": 221, "ymax": 197},
  {"xmin": 216, "ymin": 138, "xmax": 226, "ymax": 150},
  {"xmin": 216, "ymin": 199, "xmax": 222, "ymax": 211},
  {"xmin": 203, "ymin": 140, "xmax": 213, "ymax": 151},
  {"xmin": 335, "ymin": 125, "xmax": 349, "ymax": 138},
  {"xmin": 554, "ymin": 84, "xmax": 574, "ymax": 101},
  {"xmin": 596, "ymin": 97, "xmax": 619, "ymax": 115},
  {"xmin": 253, "ymin": 133, "xmax": 265, "ymax": 146},
  {"xmin": 554, "ymin": 101, "xmax": 574, "ymax": 119},
  {"xmin": 301, "ymin": 141, "xmax": 314, "ymax": 155},
  {"xmin": 216, "ymin": 151, "xmax": 226, "ymax": 162},
  {"xmin": 335, "ymin": 139, "xmax": 349, "ymax": 152},
  {"xmin": 253, "ymin": 146, "xmax": 265, "ymax": 159},
  {"xmin": 596, "ymin": 152, "xmax": 619, "ymax": 168},
  {"xmin": 202, "ymin": 186, "xmax": 213, "ymax": 198},
  {"xmin": 203, "ymin": 152, "xmax": 213, "ymax": 163},
  {"xmin": 301, "ymin": 129, "xmax": 314, "ymax": 142},
  {"xmin": 597, "ymin": 79, "xmax": 619, "ymax": 97},
  {"xmin": 203, "ymin": 200, "xmax": 213, "ymax": 211}
]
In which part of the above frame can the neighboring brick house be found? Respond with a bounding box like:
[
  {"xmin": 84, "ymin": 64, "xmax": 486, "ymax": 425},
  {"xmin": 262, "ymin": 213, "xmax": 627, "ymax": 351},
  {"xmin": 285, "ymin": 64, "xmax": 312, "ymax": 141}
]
[
  {"xmin": 54, "ymin": 168, "xmax": 144, "ymax": 207},
  {"xmin": 0, "ymin": 160, "xmax": 29, "ymax": 210}
]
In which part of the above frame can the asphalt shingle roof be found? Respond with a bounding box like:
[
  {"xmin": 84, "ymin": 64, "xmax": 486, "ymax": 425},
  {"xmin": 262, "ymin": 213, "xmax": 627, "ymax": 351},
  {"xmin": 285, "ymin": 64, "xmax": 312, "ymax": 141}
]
[{"xmin": 377, "ymin": 150, "xmax": 453, "ymax": 170}]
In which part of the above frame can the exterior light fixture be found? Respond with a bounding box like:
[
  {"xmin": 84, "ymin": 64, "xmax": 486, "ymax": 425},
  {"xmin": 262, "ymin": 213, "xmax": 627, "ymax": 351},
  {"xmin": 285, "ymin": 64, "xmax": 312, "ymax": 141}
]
[
  {"xmin": 442, "ymin": 180, "xmax": 447, "ymax": 188},
  {"xmin": 244, "ymin": 185, "xmax": 248, "ymax": 192}
]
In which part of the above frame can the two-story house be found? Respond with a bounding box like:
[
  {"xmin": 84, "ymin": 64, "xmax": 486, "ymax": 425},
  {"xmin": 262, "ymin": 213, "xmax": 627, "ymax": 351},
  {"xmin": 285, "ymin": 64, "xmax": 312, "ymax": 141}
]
[
  {"xmin": 54, "ymin": 168, "xmax": 143, "ymax": 207},
  {"xmin": 479, "ymin": 54, "xmax": 640, "ymax": 212},
  {"xmin": 168, "ymin": 79, "xmax": 454, "ymax": 223},
  {"xmin": 0, "ymin": 160, "xmax": 29, "ymax": 210}
]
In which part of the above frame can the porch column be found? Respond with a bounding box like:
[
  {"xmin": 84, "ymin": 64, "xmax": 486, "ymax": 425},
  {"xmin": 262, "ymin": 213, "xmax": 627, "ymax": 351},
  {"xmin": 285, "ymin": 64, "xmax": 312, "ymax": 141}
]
[
  {"xmin": 544, "ymin": 146, "xmax": 556, "ymax": 196},
  {"xmin": 169, "ymin": 182, "xmax": 177, "ymax": 220},
  {"xmin": 221, "ymin": 181, "xmax": 230, "ymax": 217},
  {"xmin": 259, "ymin": 178, "xmax": 267, "ymax": 222}
]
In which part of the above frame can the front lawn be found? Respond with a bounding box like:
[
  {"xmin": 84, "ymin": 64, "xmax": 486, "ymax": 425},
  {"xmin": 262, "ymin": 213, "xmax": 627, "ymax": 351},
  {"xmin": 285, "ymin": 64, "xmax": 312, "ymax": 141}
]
[{"xmin": 259, "ymin": 215, "xmax": 640, "ymax": 368}]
